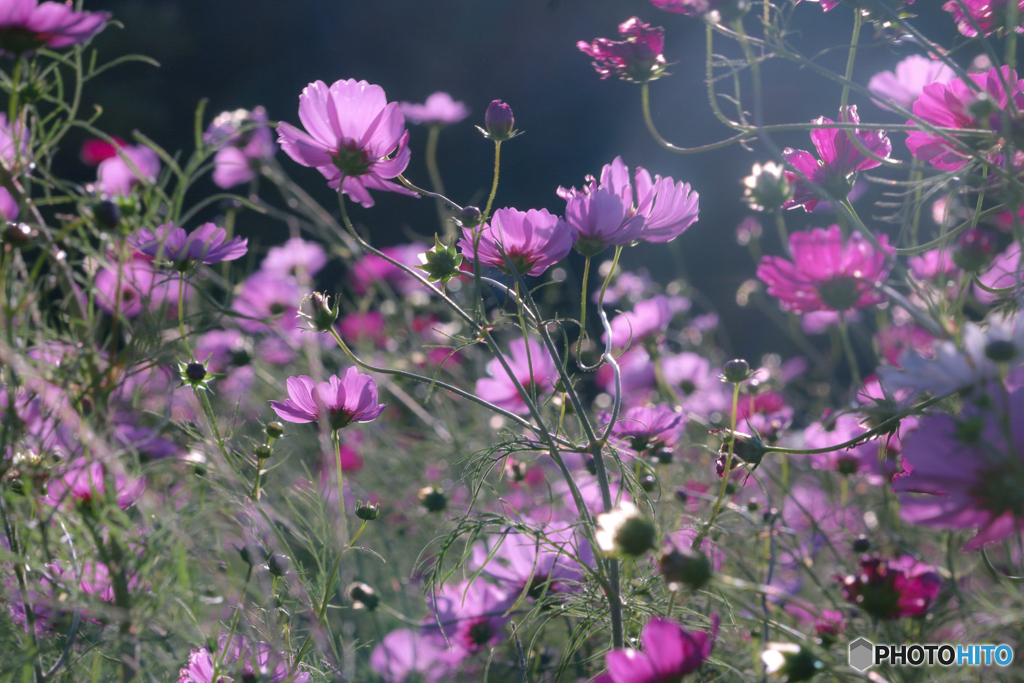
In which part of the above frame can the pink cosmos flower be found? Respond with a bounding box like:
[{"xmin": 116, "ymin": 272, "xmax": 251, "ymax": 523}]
[
  {"xmin": 128, "ymin": 221, "xmax": 248, "ymax": 267},
  {"xmin": 757, "ymin": 225, "xmax": 894, "ymax": 314},
  {"xmin": 458, "ymin": 207, "xmax": 572, "ymax": 277},
  {"xmin": 875, "ymin": 324, "xmax": 936, "ymax": 366},
  {"xmin": 0, "ymin": 186, "xmax": 17, "ymax": 221},
  {"xmin": 975, "ymin": 241, "xmax": 1021, "ymax": 304},
  {"xmin": 205, "ymin": 106, "xmax": 275, "ymax": 189},
  {"xmin": 868, "ymin": 55, "xmax": 956, "ymax": 112},
  {"xmin": 261, "ymin": 237, "xmax": 328, "ymax": 277},
  {"xmin": 96, "ymin": 143, "xmax": 160, "ymax": 196},
  {"xmin": 578, "ymin": 17, "xmax": 667, "ymax": 83},
  {"xmin": 337, "ymin": 310, "xmax": 386, "ymax": 346},
  {"xmin": 908, "ymin": 248, "xmax": 958, "ymax": 282},
  {"xmin": 277, "ymin": 78, "xmax": 415, "ymax": 208},
  {"xmin": 782, "ymin": 106, "xmax": 892, "ymax": 211},
  {"xmin": 652, "ymin": 0, "xmax": 751, "ymax": 20},
  {"xmin": 95, "ymin": 257, "xmax": 183, "ymax": 318},
  {"xmin": 596, "ymin": 616, "xmax": 719, "ymax": 683},
  {"xmin": 42, "ymin": 456, "xmax": 145, "ymax": 510},
  {"xmin": 943, "ymin": 0, "xmax": 1024, "ymax": 37},
  {"xmin": 80, "ymin": 136, "xmax": 124, "ymax": 166},
  {"xmin": 475, "ymin": 338, "xmax": 558, "ymax": 415},
  {"xmin": 425, "ymin": 580, "xmax": 515, "ymax": 657},
  {"xmin": 662, "ymin": 351, "xmax": 731, "ymax": 418},
  {"xmin": 0, "ymin": 0, "xmax": 109, "ymax": 56},
  {"xmin": 793, "ymin": 0, "xmax": 841, "ymax": 10},
  {"xmin": 399, "ymin": 92, "xmax": 470, "ymax": 125},
  {"xmin": 178, "ymin": 636, "xmax": 309, "ymax": 683},
  {"xmin": 270, "ymin": 367, "xmax": 386, "ymax": 430},
  {"xmin": 350, "ymin": 241, "xmax": 428, "ymax": 295},
  {"xmin": 907, "ymin": 66, "xmax": 1024, "ymax": 170},
  {"xmin": 471, "ymin": 529, "xmax": 587, "ymax": 599},
  {"xmin": 606, "ymin": 295, "xmax": 688, "ymax": 349},
  {"xmin": 836, "ymin": 556, "xmax": 941, "ymax": 620},
  {"xmin": 895, "ymin": 386, "xmax": 1024, "ymax": 550},
  {"xmin": 0, "ymin": 112, "xmax": 28, "ymax": 172},
  {"xmin": 609, "ymin": 404, "xmax": 685, "ymax": 453},
  {"xmin": 563, "ymin": 186, "xmax": 646, "ymax": 256},
  {"xmin": 231, "ymin": 270, "xmax": 305, "ymax": 335},
  {"xmin": 370, "ymin": 629, "xmax": 457, "ymax": 683}
]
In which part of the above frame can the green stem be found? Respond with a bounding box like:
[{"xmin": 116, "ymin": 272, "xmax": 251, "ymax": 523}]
[
  {"xmin": 425, "ymin": 125, "xmax": 450, "ymax": 234},
  {"xmin": 838, "ymin": 310, "xmax": 861, "ymax": 390},
  {"xmin": 178, "ymin": 275, "xmax": 192, "ymax": 360},
  {"xmin": 213, "ymin": 564, "xmax": 253, "ymax": 677},
  {"xmin": 840, "ymin": 12, "xmax": 862, "ymax": 111},
  {"xmin": 483, "ymin": 140, "xmax": 501, "ymax": 220},
  {"xmin": 578, "ymin": 255, "xmax": 591, "ymax": 341},
  {"xmin": 692, "ymin": 382, "xmax": 740, "ymax": 550}
]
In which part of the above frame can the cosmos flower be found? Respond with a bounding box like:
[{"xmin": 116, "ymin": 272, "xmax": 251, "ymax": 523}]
[
  {"xmin": 42, "ymin": 457, "xmax": 145, "ymax": 510},
  {"xmin": 895, "ymin": 385, "xmax": 1024, "ymax": 549},
  {"xmin": 606, "ymin": 295, "xmax": 687, "ymax": 349},
  {"xmin": 868, "ymin": 55, "xmax": 956, "ymax": 112},
  {"xmin": 0, "ymin": 112, "xmax": 28, "ymax": 172},
  {"xmin": 563, "ymin": 186, "xmax": 646, "ymax": 256},
  {"xmin": 835, "ymin": 556, "xmax": 941, "ymax": 620},
  {"xmin": 608, "ymin": 404, "xmax": 685, "ymax": 454},
  {"xmin": 270, "ymin": 368, "xmax": 386, "ymax": 430},
  {"xmin": 96, "ymin": 143, "xmax": 161, "ymax": 196},
  {"xmin": 782, "ymin": 106, "xmax": 891, "ymax": 211},
  {"xmin": 756, "ymin": 225, "xmax": 894, "ymax": 314},
  {"xmin": 475, "ymin": 338, "xmax": 558, "ymax": 415},
  {"xmin": 471, "ymin": 529, "xmax": 587, "ymax": 599},
  {"xmin": 906, "ymin": 66, "xmax": 1024, "ymax": 170},
  {"xmin": 370, "ymin": 629, "xmax": 457, "ymax": 683},
  {"xmin": 595, "ymin": 616, "xmax": 719, "ymax": 683},
  {"xmin": 178, "ymin": 636, "xmax": 309, "ymax": 683},
  {"xmin": 975, "ymin": 242, "xmax": 1022, "ymax": 304},
  {"xmin": 458, "ymin": 207, "xmax": 572, "ymax": 277},
  {"xmin": 260, "ymin": 237, "xmax": 328, "ymax": 278},
  {"xmin": 424, "ymin": 580, "xmax": 515, "ymax": 657},
  {"xmin": 578, "ymin": 17, "xmax": 667, "ymax": 83},
  {"xmin": 128, "ymin": 222, "xmax": 248, "ymax": 268},
  {"xmin": 205, "ymin": 106, "xmax": 275, "ymax": 189},
  {"xmin": 943, "ymin": 0, "xmax": 1024, "ymax": 37},
  {"xmin": 277, "ymin": 78, "xmax": 416, "ymax": 208},
  {"xmin": 351, "ymin": 242, "xmax": 429, "ymax": 295},
  {"xmin": 399, "ymin": 92, "xmax": 470, "ymax": 125},
  {"xmin": 0, "ymin": 0, "xmax": 109, "ymax": 56}
]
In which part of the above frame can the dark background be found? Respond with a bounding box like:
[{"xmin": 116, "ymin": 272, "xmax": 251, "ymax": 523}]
[{"xmin": 76, "ymin": 0, "xmax": 964, "ymax": 360}]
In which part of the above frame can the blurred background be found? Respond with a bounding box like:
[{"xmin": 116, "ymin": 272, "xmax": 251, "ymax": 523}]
[{"xmin": 76, "ymin": 0, "xmax": 964, "ymax": 360}]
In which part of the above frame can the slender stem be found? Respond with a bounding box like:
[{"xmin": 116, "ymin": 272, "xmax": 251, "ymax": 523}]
[
  {"xmin": 178, "ymin": 275, "xmax": 192, "ymax": 360},
  {"xmin": 483, "ymin": 140, "xmax": 501, "ymax": 220},
  {"xmin": 578, "ymin": 255, "xmax": 591, "ymax": 342},
  {"xmin": 333, "ymin": 429, "xmax": 350, "ymax": 548},
  {"xmin": 424, "ymin": 125, "xmax": 451, "ymax": 234},
  {"xmin": 774, "ymin": 211, "xmax": 789, "ymax": 256},
  {"xmin": 692, "ymin": 382, "xmax": 740, "ymax": 550},
  {"xmin": 0, "ymin": 502, "xmax": 44, "ymax": 683},
  {"xmin": 838, "ymin": 310, "xmax": 861, "ymax": 390},
  {"xmin": 213, "ymin": 564, "xmax": 254, "ymax": 677},
  {"xmin": 840, "ymin": 12, "xmax": 862, "ymax": 111}
]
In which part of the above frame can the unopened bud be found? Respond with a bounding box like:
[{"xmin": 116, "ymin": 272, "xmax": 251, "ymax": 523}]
[
  {"xmin": 265, "ymin": 421, "xmax": 285, "ymax": 439},
  {"xmin": 483, "ymin": 100, "xmax": 515, "ymax": 140},
  {"xmin": 418, "ymin": 486, "xmax": 447, "ymax": 513},
  {"xmin": 346, "ymin": 582, "xmax": 379, "ymax": 611},
  {"xmin": 659, "ymin": 544, "xmax": 713, "ymax": 591},
  {"xmin": 355, "ymin": 501, "xmax": 380, "ymax": 521}
]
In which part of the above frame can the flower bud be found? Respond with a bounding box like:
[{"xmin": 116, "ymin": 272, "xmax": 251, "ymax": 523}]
[
  {"xmin": 659, "ymin": 544, "xmax": 713, "ymax": 591},
  {"xmin": 985, "ymin": 339, "xmax": 1018, "ymax": 363},
  {"xmin": 483, "ymin": 100, "xmax": 515, "ymax": 140},
  {"xmin": 418, "ymin": 486, "xmax": 447, "ymax": 513},
  {"xmin": 254, "ymin": 443, "xmax": 272, "ymax": 459},
  {"xmin": 717, "ymin": 431, "xmax": 766, "ymax": 477},
  {"xmin": 505, "ymin": 458, "xmax": 527, "ymax": 482},
  {"xmin": 346, "ymin": 582, "xmax": 379, "ymax": 611},
  {"xmin": 722, "ymin": 358, "xmax": 751, "ymax": 383},
  {"xmin": 596, "ymin": 501, "xmax": 658, "ymax": 557},
  {"xmin": 852, "ymin": 535, "xmax": 870, "ymax": 553},
  {"xmin": 299, "ymin": 292, "xmax": 339, "ymax": 333},
  {"xmin": 3, "ymin": 222, "xmax": 35, "ymax": 247},
  {"xmin": 742, "ymin": 162, "xmax": 791, "ymax": 212},
  {"xmin": 952, "ymin": 227, "xmax": 995, "ymax": 273},
  {"xmin": 416, "ymin": 234, "xmax": 464, "ymax": 285},
  {"xmin": 355, "ymin": 501, "xmax": 380, "ymax": 520},
  {"xmin": 185, "ymin": 362, "xmax": 207, "ymax": 383},
  {"xmin": 95, "ymin": 199, "xmax": 121, "ymax": 229},
  {"xmin": 239, "ymin": 543, "xmax": 266, "ymax": 567},
  {"xmin": 968, "ymin": 91, "xmax": 997, "ymax": 122},
  {"xmin": 653, "ymin": 446, "xmax": 674, "ymax": 465},
  {"xmin": 761, "ymin": 643, "xmax": 823, "ymax": 682},
  {"xmin": 458, "ymin": 206, "xmax": 483, "ymax": 228},
  {"xmin": 265, "ymin": 421, "xmax": 285, "ymax": 439},
  {"xmin": 267, "ymin": 554, "xmax": 290, "ymax": 577},
  {"xmin": 639, "ymin": 474, "xmax": 657, "ymax": 492}
]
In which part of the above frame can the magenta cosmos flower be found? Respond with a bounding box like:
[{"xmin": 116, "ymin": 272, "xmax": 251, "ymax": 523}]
[
  {"xmin": 270, "ymin": 367, "xmax": 386, "ymax": 430},
  {"xmin": 606, "ymin": 294, "xmax": 687, "ymax": 348},
  {"xmin": 596, "ymin": 616, "xmax": 719, "ymax": 683},
  {"xmin": 559, "ymin": 156, "xmax": 699, "ymax": 244},
  {"xmin": 894, "ymin": 386, "xmax": 1024, "ymax": 550},
  {"xmin": 757, "ymin": 225, "xmax": 894, "ymax": 314},
  {"xmin": 350, "ymin": 241, "xmax": 428, "ymax": 295},
  {"xmin": 0, "ymin": 0, "xmax": 109, "ymax": 56},
  {"xmin": 609, "ymin": 403, "xmax": 685, "ymax": 454},
  {"xmin": 425, "ymin": 580, "xmax": 515, "ymax": 657},
  {"xmin": 370, "ymin": 629, "xmax": 457, "ymax": 683},
  {"xmin": 458, "ymin": 207, "xmax": 572, "ymax": 277},
  {"xmin": 205, "ymin": 106, "xmax": 275, "ymax": 189},
  {"xmin": 783, "ymin": 106, "xmax": 891, "ymax": 211},
  {"xmin": 906, "ymin": 66, "xmax": 1024, "ymax": 170},
  {"xmin": 277, "ymin": 78, "xmax": 415, "ymax": 208},
  {"xmin": 96, "ymin": 143, "xmax": 160, "ymax": 196},
  {"xmin": 868, "ymin": 55, "xmax": 955, "ymax": 112},
  {"xmin": 0, "ymin": 112, "xmax": 28, "ymax": 173},
  {"xmin": 42, "ymin": 456, "xmax": 145, "ymax": 510},
  {"xmin": 129, "ymin": 222, "xmax": 247, "ymax": 268},
  {"xmin": 578, "ymin": 17, "xmax": 667, "ymax": 83},
  {"xmin": 178, "ymin": 635, "xmax": 309, "ymax": 683},
  {"xmin": 260, "ymin": 236, "xmax": 328, "ymax": 278},
  {"xmin": 836, "ymin": 556, "xmax": 940, "ymax": 620},
  {"xmin": 944, "ymin": 0, "xmax": 1024, "ymax": 37},
  {"xmin": 652, "ymin": 0, "xmax": 750, "ymax": 21},
  {"xmin": 399, "ymin": 92, "xmax": 470, "ymax": 126},
  {"xmin": 475, "ymin": 338, "xmax": 558, "ymax": 414}
]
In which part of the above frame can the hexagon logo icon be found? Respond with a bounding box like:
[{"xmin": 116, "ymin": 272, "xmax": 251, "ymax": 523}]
[{"xmin": 849, "ymin": 638, "xmax": 875, "ymax": 671}]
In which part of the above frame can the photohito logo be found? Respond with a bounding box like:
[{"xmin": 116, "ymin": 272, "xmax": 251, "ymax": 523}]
[{"xmin": 848, "ymin": 638, "xmax": 1014, "ymax": 671}]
